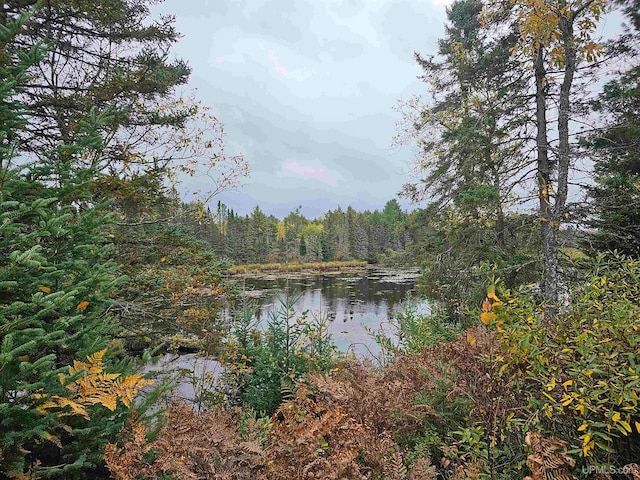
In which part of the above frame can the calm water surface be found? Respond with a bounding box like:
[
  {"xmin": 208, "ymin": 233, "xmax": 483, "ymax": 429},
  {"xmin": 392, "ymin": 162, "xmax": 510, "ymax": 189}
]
[
  {"xmin": 229, "ymin": 267, "xmax": 426, "ymax": 356},
  {"xmin": 144, "ymin": 268, "xmax": 426, "ymax": 403}
]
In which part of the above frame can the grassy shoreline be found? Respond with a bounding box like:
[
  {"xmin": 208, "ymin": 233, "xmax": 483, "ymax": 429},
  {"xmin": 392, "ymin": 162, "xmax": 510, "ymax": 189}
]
[{"xmin": 225, "ymin": 260, "xmax": 368, "ymax": 276}]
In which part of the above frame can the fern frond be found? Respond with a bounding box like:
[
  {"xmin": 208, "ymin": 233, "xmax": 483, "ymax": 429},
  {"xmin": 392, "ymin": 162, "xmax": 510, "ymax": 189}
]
[
  {"xmin": 525, "ymin": 432, "xmax": 578, "ymax": 480},
  {"xmin": 383, "ymin": 451, "xmax": 408, "ymax": 480}
]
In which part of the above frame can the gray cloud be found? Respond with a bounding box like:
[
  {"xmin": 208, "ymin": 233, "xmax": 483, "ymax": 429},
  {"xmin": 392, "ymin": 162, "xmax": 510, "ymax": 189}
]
[
  {"xmin": 152, "ymin": 0, "xmax": 450, "ymax": 217},
  {"xmin": 375, "ymin": 1, "xmax": 445, "ymax": 59}
]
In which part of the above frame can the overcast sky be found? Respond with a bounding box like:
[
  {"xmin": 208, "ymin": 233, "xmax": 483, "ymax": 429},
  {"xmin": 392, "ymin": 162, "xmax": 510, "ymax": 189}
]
[{"xmin": 151, "ymin": 0, "xmax": 451, "ymax": 218}]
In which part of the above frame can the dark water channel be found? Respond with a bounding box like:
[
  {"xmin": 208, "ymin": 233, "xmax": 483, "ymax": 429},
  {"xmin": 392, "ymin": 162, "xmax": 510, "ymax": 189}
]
[{"xmin": 229, "ymin": 267, "xmax": 426, "ymax": 356}]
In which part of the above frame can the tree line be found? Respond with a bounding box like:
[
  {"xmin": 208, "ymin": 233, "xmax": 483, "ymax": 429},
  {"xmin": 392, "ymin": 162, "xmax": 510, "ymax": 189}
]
[{"xmin": 174, "ymin": 199, "xmax": 410, "ymax": 265}]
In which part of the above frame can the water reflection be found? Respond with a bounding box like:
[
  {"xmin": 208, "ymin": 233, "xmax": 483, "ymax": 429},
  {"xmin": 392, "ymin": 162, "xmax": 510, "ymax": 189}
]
[{"xmin": 228, "ymin": 268, "xmax": 425, "ymax": 356}]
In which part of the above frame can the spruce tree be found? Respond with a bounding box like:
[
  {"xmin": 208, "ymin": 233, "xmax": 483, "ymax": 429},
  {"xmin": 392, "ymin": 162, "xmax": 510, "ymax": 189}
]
[
  {"xmin": 0, "ymin": 12, "xmax": 138, "ymax": 477},
  {"xmin": 585, "ymin": 28, "xmax": 640, "ymax": 255},
  {"xmin": 299, "ymin": 235, "xmax": 307, "ymax": 257},
  {"xmin": 1, "ymin": 0, "xmax": 189, "ymax": 159}
]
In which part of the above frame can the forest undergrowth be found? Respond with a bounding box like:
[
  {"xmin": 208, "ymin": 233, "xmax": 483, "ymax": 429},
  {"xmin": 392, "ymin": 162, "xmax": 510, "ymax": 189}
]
[{"xmin": 103, "ymin": 255, "xmax": 640, "ymax": 480}]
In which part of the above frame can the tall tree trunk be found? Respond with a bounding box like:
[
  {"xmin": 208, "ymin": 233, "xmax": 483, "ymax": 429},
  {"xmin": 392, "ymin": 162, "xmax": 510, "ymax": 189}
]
[
  {"xmin": 490, "ymin": 158, "xmax": 506, "ymax": 250},
  {"xmin": 534, "ymin": 45, "xmax": 558, "ymax": 320},
  {"xmin": 548, "ymin": 11, "xmax": 577, "ymax": 318},
  {"xmin": 556, "ymin": 16, "xmax": 576, "ymax": 216}
]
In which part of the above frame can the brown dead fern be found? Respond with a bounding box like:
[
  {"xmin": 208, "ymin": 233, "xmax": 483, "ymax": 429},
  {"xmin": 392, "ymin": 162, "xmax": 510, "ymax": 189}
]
[
  {"xmin": 266, "ymin": 382, "xmax": 366, "ymax": 480},
  {"xmin": 523, "ymin": 432, "xmax": 578, "ymax": 480},
  {"xmin": 625, "ymin": 463, "xmax": 640, "ymax": 479},
  {"xmin": 266, "ymin": 374, "xmax": 415, "ymax": 480},
  {"xmin": 407, "ymin": 457, "xmax": 437, "ymax": 480},
  {"xmin": 383, "ymin": 450, "xmax": 408, "ymax": 480},
  {"xmin": 105, "ymin": 406, "xmax": 265, "ymax": 480}
]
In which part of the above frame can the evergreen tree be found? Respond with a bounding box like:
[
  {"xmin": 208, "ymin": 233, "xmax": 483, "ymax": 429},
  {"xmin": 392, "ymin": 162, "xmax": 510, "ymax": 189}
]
[
  {"xmin": 320, "ymin": 237, "xmax": 330, "ymax": 262},
  {"xmin": 0, "ymin": 13, "xmax": 138, "ymax": 476},
  {"xmin": 299, "ymin": 235, "xmax": 307, "ymax": 257},
  {"xmin": 402, "ymin": 0, "xmax": 528, "ymax": 247},
  {"xmin": 249, "ymin": 205, "xmax": 269, "ymax": 262},
  {"xmin": 381, "ymin": 199, "xmax": 405, "ymax": 248},
  {"xmin": 585, "ymin": 20, "xmax": 640, "ymax": 254},
  {"xmin": 2, "ymin": 1, "xmax": 248, "ymax": 219},
  {"xmin": 2, "ymin": 0, "xmax": 188, "ymax": 159}
]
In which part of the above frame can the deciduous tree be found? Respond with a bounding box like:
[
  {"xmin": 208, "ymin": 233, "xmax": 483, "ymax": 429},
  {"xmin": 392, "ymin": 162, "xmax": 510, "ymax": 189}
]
[{"xmin": 505, "ymin": 0, "xmax": 607, "ymax": 316}]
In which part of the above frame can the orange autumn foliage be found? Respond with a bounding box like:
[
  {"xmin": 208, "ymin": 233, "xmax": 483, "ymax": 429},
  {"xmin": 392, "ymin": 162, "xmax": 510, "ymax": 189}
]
[
  {"xmin": 105, "ymin": 407, "xmax": 265, "ymax": 480},
  {"xmin": 37, "ymin": 350, "xmax": 153, "ymax": 419}
]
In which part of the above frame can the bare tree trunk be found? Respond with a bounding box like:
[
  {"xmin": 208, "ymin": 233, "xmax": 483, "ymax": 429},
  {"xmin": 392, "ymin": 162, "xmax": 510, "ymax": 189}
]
[
  {"xmin": 492, "ymin": 165, "xmax": 506, "ymax": 250},
  {"xmin": 553, "ymin": 14, "xmax": 578, "ymax": 305},
  {"xmin": 556, "ymin": 16, "xmax": 576, "ymax": 216},
  {"xmin": 534, "ymin": 45, "xmax": 558, "ymax": 320}
]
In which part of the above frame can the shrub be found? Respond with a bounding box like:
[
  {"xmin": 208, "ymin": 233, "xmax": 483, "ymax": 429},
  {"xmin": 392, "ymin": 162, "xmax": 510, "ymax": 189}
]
[
  {"xmin": 111, "ymin": 222, "xmax": 231, "ymax": 354},
  {"xmin": 483, "ymin": 254, "xmax": 640, "ymax": 470},
  {"xmin": 372, "ymin": 299, "xmax": 462, "ymax": 364},
  {"xmin": 105, "ymin": 406, "xmax": 266, "ymax": 480},
  {"xmin": 220, "ymin": 294, "xmax": 338, "ymax": 415}
]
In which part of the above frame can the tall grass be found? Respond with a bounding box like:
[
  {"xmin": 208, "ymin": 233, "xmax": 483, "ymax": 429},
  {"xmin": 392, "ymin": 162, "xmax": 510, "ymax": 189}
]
[{"xmin": 226, "ymin": 260, "xmax": 367, "ymax": 275}]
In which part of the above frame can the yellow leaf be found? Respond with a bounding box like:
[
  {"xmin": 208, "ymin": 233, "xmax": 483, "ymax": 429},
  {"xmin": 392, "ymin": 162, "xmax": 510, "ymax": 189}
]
[
  {"xmin": 87, "ymin": 350, "xmax": 106, "ymax": 364},
  {"xmin": 487, "ymin": 290, "xmax": 499, "ymax": 301},
  {"xmin": 54, "ymin": 396, "xmax": 89, "ymax": 419},
  {"xmin": 583, "ymin": 439, "xmax": 595, "ymax": 456},
  {"xmin": 36, "ymin": 401, "xmax": 59, "ymax": 415},
  {"xmin": 480, "ymin": 311, "xmax": 496, "ymax": 325},
  {"xmin": 100, "ymin": 394, "xmax": 118, "ymax": 411},
  {"xmin": 467, "ymin": 332, "xmax": 476, "ymax": 346},
  {"xmin": 76, "ymin": 300, "xmax": 90, "ymax": 310},
  {"xmin": 160, "ymin": 257, "xmax": 166, "ymax": 262},
  {"xmin": 562, "ymin": 380, "xmax": 573, "ymax": 389},
  {"xmin": 619, "ymin": 420, "xmax": 632, "ymax": 433},
  {"xmin": 55, "ymin": 350, "xmax": 152, "ymax": 416},
  {"xmin": 544, "ymin": 404, "xmax": 553, "ymax": 419},
  {"xmin": 43, "ymin": 432, "xmax": 62, "ymax": 448},
  {"xmin": 39, "ymin": 286, "xmax": 51, "ymax": 293},
  {"xmin": 612, "ymin": 411, "xmax": 621, "ymax": 422},
  {"xmin": 577, "ymin": 423, "xmax": 588, "ymax": 432}
]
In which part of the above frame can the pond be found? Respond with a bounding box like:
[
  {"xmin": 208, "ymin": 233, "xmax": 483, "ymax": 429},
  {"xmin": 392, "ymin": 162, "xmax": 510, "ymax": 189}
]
[
  {"xmin": 227, "ymin": 267, "xmax": 427, "ymax": 357},
  {"xmin": 143, "ymin": 267, "xmax": 427, "ymax": 404}
]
